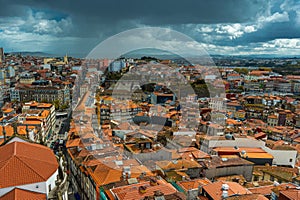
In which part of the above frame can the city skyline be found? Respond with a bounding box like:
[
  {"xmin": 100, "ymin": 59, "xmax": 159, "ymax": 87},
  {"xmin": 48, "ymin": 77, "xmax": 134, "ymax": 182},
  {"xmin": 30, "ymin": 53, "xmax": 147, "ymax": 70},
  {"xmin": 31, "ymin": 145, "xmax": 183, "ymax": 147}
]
[{"xmin": 0, "ymin": 0, "xmax": 299, "ymax": 57}]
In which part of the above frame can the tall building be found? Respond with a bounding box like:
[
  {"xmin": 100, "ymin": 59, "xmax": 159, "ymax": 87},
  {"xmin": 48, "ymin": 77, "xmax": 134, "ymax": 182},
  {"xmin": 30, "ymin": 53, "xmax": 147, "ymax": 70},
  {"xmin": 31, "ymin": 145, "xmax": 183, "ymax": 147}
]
[
  {"xmin": 13, "ymin": 84, "xmax": 70, "ymax": 105},
  {"xmin": 0, "ymin": 48, "xmax": 4, "ymax": 63}
]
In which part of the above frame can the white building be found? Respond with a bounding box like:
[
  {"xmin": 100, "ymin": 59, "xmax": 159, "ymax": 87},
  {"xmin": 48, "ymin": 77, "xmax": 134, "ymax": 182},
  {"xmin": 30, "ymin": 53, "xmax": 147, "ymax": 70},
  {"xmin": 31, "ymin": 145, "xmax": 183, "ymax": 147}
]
[
  {"xmin": 201, "ymin": 137, "xmax": 297, "ymax": 167},
  {"xmin": 0, "ymin": 140, "xmax": 59, "ymax": 198}
]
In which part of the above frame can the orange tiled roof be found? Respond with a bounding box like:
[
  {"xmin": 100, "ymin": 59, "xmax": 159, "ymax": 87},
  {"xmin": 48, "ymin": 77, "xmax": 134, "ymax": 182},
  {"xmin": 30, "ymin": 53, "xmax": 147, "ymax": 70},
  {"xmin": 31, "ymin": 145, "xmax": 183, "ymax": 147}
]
[
  {"xmin": 23, "ymin": 120, "xmax": 42, "ymax": 125},
  {"xmin": 0, "ymin": 188, "xmax": 46, "ymax": 200},
  {"xmin": 226, "ymin": 194, "xmax": 268, "ymax": 200},
  {"xmin": 66, "ymin": 138, "xmax": 83, "ymax": 148},
  {"xmin": 248, "ymin": 183, "xmax": 296, "ymax": 196},
  {"xmin": 279, "ymin": 189, "xmax": 300, "ymax": 200},
  {"xmin": 36, "ymin": 103, "xmax": 52, "ymax": 108},
  {"xmin": 240, "ymin": 152, "xmax": 273, "ymax": 159},
  {"xmin": 88, "ymin": 164, "xmax": 153, "ymax": 186},
  {"xmin": 110, "ymin": 179, "xmax": 177, "ymax": 200},
  {"xmin": 0, "ymin": 126, "xmax": 14, "ymax": 137},
  {"xmin": 213, "ymin": 147, "xmax": 266, "ymax": 154},
  {"xmin": 203, "ymin": 181, "xmax": 251, "ymax": 200},
  {"xmin": 177, "ymin": 178, "xmax": 211, "ymax": 192},
  {"xmin": 0, "ymin": 141, "xmax": 58, "ymax": 188},
  {"xmin": 156, "ymin": 159, "xmax": 201, "ymax": 170},
  {"xmin": 191, "ymin": 150, "xmax": 210, "ymax": 159},
  {"xmin": 268, "ymin": 114, "xmax": 278, "ymax": 119},
  {"xmin": 2, "ymin": 108, "xmax": 14, "ymax": 113}
]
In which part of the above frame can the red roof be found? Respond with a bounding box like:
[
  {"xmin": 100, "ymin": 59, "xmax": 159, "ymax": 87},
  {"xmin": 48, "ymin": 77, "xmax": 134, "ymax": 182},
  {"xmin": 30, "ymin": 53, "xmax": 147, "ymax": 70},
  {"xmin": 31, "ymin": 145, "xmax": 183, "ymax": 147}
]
[
  {"xmin": 0, "ymin": 188, "xmax": 46, "ymax": 200},
  {"xmin": 280, "ymin": 189, "xmax": 300, "ymax": 200},
  {"xmin": 203, "ymin": 181, "xmax": 251, "ymax": 200},
  {"xmin": 110, "ymin": 180, "xmax": 177, "ymax": 200},
  {"xmin": 0, "ymin": 142, "xmax": 58, "ymax": 188}
]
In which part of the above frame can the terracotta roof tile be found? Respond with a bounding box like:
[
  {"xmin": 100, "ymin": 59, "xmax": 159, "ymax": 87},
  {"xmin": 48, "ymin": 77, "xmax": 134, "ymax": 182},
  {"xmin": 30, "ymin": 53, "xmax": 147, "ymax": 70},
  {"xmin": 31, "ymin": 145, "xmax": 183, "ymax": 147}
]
[
  {"xmin": 111, "ymin": 179, "xmax": 177, "ymax": 200},
  {"xmin": 279, "ymin": 189, "xmax": 300, "ymax": 200},
  {"xmin": 156, "ymin": 159, "xmax": 201, "ymax": 170},
  {"xmin": 66, "ymin": 138, "xmax": 83, "ymax": 148},
  {"xmin": 249, "ymin": 183, "xmax": 296, "ymax": 196},
  {"xmin": 88, "ymin": 164, "xmax": 153, "ymax": 186},
  {"xmin": 177, "ymin": 178, "xmax": 211, "ymax": 192},
  {"xmin": 0, "ymin": 142, "xmax": 58, "ymax": 188},
  {"xmin": 203, "ymin": 181, "xmax": 251, "ymax": 200},
  {"xmin": 226, "ymin": 194, "xmax": 268, "ymax": 200}
]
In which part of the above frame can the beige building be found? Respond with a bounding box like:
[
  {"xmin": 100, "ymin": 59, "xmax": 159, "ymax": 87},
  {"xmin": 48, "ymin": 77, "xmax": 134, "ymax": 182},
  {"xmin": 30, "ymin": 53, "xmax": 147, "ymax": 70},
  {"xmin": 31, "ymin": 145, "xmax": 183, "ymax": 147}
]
[{"xmin": 267, "ymin": 114, "xmax": 278, "ymax": 126}]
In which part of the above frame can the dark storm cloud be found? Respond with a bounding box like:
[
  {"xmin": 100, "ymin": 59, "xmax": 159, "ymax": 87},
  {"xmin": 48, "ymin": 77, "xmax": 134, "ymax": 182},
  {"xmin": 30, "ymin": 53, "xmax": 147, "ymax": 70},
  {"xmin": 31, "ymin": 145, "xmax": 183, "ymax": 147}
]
[
  {"xmin": 0, "ymin": 0, "xmax": 299, "ymax": 56},
  {"xmin": 0, "ymin": 0, "xmax": 267, "ymax": 37}
]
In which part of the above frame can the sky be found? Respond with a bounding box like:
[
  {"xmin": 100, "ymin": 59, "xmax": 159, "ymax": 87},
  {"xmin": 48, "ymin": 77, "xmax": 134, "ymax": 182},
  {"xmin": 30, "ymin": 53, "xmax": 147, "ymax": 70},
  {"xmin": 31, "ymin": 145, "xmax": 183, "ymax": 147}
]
[{"xmin": 0, "ymin": 0, "xmax": 299, "ymax": 57}]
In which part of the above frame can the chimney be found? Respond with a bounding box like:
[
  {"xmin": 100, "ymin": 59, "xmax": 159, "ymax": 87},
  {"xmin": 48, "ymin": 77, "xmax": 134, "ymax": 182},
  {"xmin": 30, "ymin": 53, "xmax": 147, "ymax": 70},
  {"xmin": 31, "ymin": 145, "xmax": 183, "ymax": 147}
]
[
  {"xmin": 122, "ymin": 166, "xmax": 131, "ymax": 180},
  {"xmin": 139, "ymin": 186, "xmax": 147, "ymax": 194},
  {"xmin": 154, "ymin": 190, "xmax": 164, "ymax": 197},
  {"xmin": 222, "ymin": 190, "xmax": 228, "ymax": 199},
  {"xmin": 221, "ymin": 183, "xmax": 229, "ymax": 199},
  {"xmin": 150, "ymin": 178, "xmax": 158, "ymax": 186},
  {"xmin": 139, "ymin": 171, "xmax": 146, "ymax": 180}
]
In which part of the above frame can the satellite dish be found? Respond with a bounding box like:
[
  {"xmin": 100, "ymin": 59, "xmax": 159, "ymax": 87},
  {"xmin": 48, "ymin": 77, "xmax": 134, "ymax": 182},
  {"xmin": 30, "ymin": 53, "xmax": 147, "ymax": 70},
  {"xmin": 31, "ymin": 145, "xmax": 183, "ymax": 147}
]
[{"xmin": 241, "ymin": 150, "xmax": 246, "ymax": 155}]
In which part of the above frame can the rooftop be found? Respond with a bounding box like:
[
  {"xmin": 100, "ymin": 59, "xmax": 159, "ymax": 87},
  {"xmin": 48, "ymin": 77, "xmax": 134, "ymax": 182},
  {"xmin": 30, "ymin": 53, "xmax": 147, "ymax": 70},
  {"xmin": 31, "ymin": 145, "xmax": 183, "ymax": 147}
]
[
  {"xmin": 0, "ymin": 141, "xmax": 58, "ymax": 188},
  {"xmin": 156, "ymin": 159, "xmax": 201, "ymax": 170},
  {"xmin": 0, "ymin": 188, "xmax": 46, "ymax": 200},
  {"xmin": 279, "ymin": 189, "xmax": 300, "ymax": 200},
  {"xmin": 110, "ymin": 179, "xmax": 178, "ymax": 200},
  {"xmin": 203, "ymin": 181, "xmax": 251, "ymax": 200},
  {"xmin": 177, "ymin": 178, "xmax": 211, "ymax": 192},
  {"xmin": 202, "ymin": 156, "xmax": 253, "ymax": 168}
]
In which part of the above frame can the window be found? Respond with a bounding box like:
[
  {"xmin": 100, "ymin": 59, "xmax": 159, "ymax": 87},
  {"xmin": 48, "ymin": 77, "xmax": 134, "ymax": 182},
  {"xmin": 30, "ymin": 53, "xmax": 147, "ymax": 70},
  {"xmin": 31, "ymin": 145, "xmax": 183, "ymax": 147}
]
[
  {"xmin": 48, "ymin": 184, "xmax": 51, "ymax": 192},
  {"xmin": 290, "ymin": 158, "xmax": 293, "ymax": 162}
]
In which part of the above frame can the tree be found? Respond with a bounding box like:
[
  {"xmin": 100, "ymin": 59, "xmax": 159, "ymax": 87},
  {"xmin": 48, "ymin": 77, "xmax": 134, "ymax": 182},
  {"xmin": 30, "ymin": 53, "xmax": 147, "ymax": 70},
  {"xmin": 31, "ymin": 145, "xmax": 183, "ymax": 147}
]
[
  {"xmin": 53, "ymin": 99, "xmax": 60, "ymax": 110},
  {"xmin": 237, "ymin": 86, "xmax": 244, "ymax": 91},
  {"xmin": 234, "ymin": 68, "xmax": 249, "ymax": 75},
  {"xmin": 60, "ymin": 104, "xmax": 69, "ymax": 110}
]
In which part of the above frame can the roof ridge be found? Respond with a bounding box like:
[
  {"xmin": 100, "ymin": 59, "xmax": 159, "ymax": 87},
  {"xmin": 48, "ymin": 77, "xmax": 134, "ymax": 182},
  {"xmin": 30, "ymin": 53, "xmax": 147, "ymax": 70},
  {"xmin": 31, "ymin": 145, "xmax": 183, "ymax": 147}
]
[
  {"xmin": 17, "ymin": 154, "xmax": 57, "ymax": 166},
  {"xmin": 18, "ymin": 141, "xmax": 53, "ymax": 151},
  {"xmin": 14, "ymin": 156, "xmax": 47, "ymax": 181},
  {"xmin": 101, "ymin": 168, "xmax": 119, "ymax": 185},
  {"xmin": 0, "ymin": 156, "xmax": 15, "ymax": 186},
  {"xmin": 14, "ymin": 142, "xmax": 17, "ymax": 156}
]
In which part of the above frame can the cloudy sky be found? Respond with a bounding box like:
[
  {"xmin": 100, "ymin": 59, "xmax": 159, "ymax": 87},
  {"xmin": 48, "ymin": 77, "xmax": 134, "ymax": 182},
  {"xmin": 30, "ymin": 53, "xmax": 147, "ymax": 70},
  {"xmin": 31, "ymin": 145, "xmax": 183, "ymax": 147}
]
[{"xmin": 0, "ymin": 0, "xmax": 299, "ymax": 57}]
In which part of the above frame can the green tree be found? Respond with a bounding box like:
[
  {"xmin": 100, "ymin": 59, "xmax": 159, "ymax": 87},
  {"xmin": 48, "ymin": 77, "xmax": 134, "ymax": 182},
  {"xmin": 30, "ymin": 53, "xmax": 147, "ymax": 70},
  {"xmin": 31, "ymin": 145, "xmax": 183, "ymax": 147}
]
[
  {"xmin": 234, "ymin": 68, "xmax": 249, "ymax": 75},
  {"xmin": 53, "ymin": 99, "xmax": 60, "ymax": 110}
]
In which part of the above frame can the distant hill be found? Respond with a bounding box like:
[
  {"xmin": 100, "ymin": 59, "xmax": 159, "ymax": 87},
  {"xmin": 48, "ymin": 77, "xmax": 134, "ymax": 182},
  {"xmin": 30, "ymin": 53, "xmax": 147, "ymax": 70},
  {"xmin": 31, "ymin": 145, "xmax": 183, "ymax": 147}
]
[{"xmin": 7, "ymin": 51, "xmax": 56, "ymax": 57}]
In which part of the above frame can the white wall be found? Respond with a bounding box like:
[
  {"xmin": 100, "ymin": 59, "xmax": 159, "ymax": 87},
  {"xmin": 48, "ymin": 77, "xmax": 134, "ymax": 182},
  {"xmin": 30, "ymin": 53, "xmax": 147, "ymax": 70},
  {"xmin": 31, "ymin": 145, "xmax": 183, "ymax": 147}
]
[
  {"xmin": 201, "ymin": 138, "xmax": 265, "ymax": 153},
  {"xmin": 0, "ymin": 182, "xmax": 46, "ymax": 197},
  {"xmin": 0, "ymin": 169, "xmax": 58, "ymax": 198},
  {"xmin": 6, "ymin": 137, "xmax": 28, "ymax": 144},
  {"xmin": 46, "ymin": 169, "xmax": 59, "ymax": 194},
  {"xmin": 262, "ymin": 147, "xmax": 297, "ymax": 167},
  {"xmin": 201, "ymin": 137, "xmax": 298, "ymax": 167}
]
